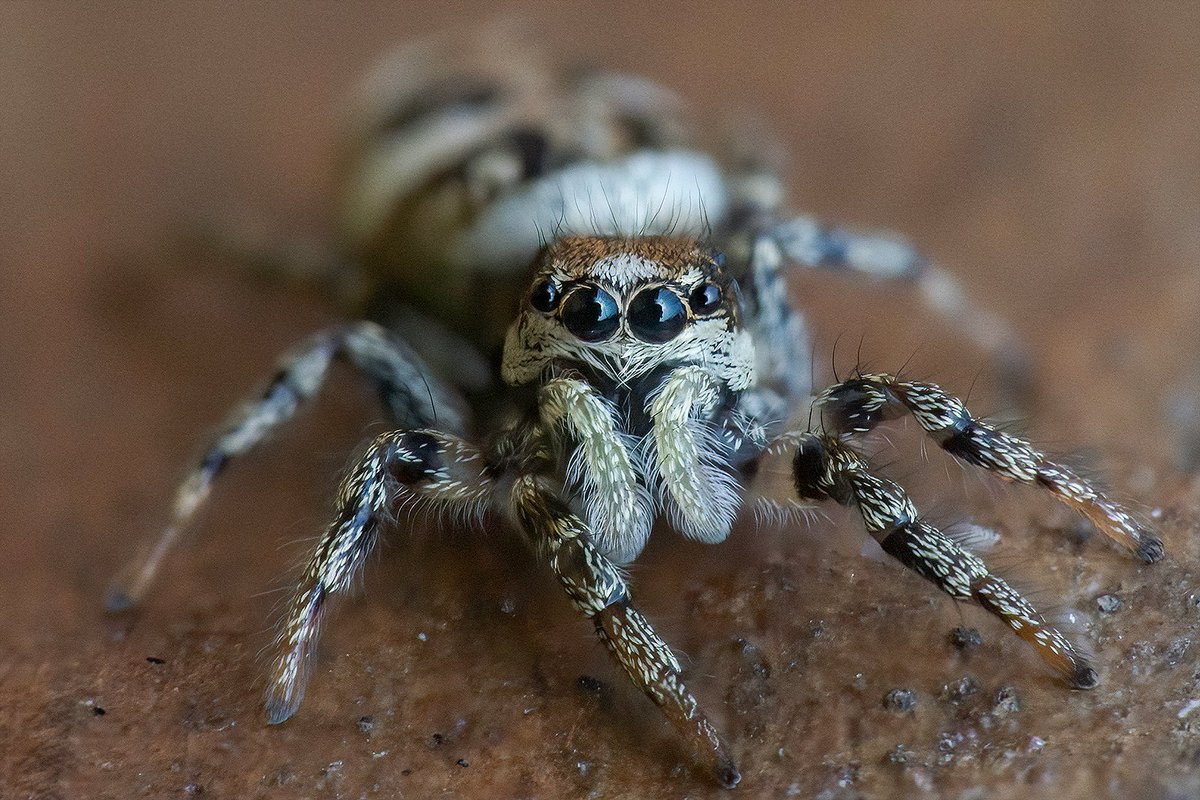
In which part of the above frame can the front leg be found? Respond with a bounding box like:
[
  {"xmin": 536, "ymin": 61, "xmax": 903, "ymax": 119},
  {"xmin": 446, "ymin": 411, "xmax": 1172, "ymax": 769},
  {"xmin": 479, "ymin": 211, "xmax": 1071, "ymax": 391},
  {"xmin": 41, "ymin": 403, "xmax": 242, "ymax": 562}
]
[
  {"xmin": 106, "ymin": 321, "xmax": 468, "ymax": 611},
  {"xmin": 509, "ymin": 474, "xmax": 740, "ymax": 788},
  {"xmin": 266, "ymin": 428, "xmax": 496, "ymax": 722}
]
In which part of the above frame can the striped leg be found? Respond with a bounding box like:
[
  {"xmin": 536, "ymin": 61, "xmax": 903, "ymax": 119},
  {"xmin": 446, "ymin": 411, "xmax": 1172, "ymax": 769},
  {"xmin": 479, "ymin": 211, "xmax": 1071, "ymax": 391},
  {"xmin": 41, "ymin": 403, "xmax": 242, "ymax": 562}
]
[
  {"xmin": 105, "ymin": 321, "xmax": 467, "ymax": 611},
  {"xmin": 509, "ymin": 475, "xmax": 740, "ymax": 788},
  {"xmin": 815, "ymin": 372, "xmax": 1162, "ymax": 563},
  {"xmin": 265, "ymin": 429, "xmax": 495, "ymax": 723},
  {"xmin": 792, "ymin": 432, "xmax": 1097, "ymax": 688}
]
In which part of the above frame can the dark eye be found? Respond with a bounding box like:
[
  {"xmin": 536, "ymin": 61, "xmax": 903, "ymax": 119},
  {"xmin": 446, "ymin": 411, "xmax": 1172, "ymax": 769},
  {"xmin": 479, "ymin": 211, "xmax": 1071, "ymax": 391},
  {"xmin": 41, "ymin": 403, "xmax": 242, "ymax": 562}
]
[
  {"xmin": 688, "ymin": 282, "xmax": 722, "ymax": 315},
  {"xmin": 560, "ymin": 284, "xmax": 620, "ymax": 342},
  {"xmin": 628, "ymin": 285, "xmax": 687, "ymax": 343},
  {"xmin": 530, "ymin": 279, "xmax": 560, "ymax": 312}
]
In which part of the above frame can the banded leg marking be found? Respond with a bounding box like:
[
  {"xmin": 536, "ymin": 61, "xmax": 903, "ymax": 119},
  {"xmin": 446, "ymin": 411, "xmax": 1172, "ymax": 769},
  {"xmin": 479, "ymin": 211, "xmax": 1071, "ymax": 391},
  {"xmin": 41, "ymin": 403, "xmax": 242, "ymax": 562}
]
[
  {"xmin": 510, "ymin": 475, "xmax": 740, "ymax": 788},
  {"xmin": 792, "ymin": 432, "xmax": 1097, "ymax": 688},
  {"xmin": 106, "ymin": 322, "xmax": 466, "ymax": 611},
  {"xmin": 265, "ymin": 429, "xmax": 496, "ymax": 723},
  {"xmin": 816, "ymin": 373, "xmax": 1162, "ymax": 562}
]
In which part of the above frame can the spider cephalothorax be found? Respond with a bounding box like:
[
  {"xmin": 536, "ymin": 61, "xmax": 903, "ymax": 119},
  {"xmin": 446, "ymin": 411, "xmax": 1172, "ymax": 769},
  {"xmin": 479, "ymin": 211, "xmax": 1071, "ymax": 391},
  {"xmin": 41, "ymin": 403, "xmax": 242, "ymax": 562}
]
[{"xmin": 108, "ymin": 29, "xmax": 1162, "ymax": 789}]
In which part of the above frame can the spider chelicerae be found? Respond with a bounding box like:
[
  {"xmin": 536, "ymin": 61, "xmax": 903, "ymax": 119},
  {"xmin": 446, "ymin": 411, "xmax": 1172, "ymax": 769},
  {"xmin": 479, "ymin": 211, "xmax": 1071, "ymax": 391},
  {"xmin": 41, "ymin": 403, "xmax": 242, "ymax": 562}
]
[{"xmin": 107, "ymin": 30, "xmax": 1162, "ymax": 788}]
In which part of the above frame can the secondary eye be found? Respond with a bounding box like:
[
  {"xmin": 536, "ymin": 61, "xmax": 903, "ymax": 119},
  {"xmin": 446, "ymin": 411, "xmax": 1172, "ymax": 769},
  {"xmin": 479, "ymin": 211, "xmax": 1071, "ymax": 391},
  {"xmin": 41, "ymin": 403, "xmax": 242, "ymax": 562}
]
[
  {"xmin": 628, "ymin": 285, "xmax": 687, "ymax": 343},
  {"xmin": 529, "ymin": 279, "xmax": 560, "ymax": 312},
  {"xmin": 688, "ymin": 282, "xmax": 722, "ymax": 315},
  {"xmin": 560, "ymin": 284, "xmax": 620, "ymax": 342}
]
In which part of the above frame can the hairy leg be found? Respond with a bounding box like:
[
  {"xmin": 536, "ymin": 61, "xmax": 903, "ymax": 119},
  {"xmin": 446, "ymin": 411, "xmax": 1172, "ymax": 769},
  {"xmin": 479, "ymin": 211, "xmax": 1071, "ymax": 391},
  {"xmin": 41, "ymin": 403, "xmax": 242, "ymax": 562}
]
[
  {"xmin": 106, "ymin": 321, "xmax": 467, "ymax": 611},
  {"xmin": 792, "ymin": 432, "xmax": 1097, "ymax": 688},
  {"xmin": 509, "ymin": 473, "xmax": 740, "ymax": 788},
  {"xmin": 265, "ymin": 428, "xmax": 495, "ymax": 722},
  {"xmin": 815, "ymin": 372, "xmax": 1162, "ymax": 562},
  {"xmin": 645, "ymin": 366, "xmax": 741, "ymax": 544}
]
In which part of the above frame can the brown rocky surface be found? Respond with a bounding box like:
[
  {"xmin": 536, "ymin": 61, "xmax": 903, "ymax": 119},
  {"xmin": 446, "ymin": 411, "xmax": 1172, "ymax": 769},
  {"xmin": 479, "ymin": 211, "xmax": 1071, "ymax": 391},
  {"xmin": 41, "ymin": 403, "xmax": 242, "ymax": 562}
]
[{"xmin": 4, "ymin": 4, "xmax": 1200, "ymax": 799}]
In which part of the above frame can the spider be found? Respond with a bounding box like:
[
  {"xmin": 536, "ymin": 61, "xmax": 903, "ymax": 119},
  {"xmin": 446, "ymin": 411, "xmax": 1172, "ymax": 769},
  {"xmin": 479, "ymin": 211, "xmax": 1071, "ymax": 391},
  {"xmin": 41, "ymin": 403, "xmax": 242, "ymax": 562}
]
[{"xmin": 107, "ymin": 29, "xmax": 1162, "ymax": 788}]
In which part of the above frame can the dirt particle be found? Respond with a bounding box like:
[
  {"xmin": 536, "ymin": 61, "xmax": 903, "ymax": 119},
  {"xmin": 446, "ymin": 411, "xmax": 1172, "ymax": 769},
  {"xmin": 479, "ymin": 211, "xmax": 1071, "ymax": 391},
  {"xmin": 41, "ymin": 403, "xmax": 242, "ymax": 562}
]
[
  {"xmin": 1096, "ymin": 594, "xmax": 1123, "ymax": 614},
  {"xmin": 92, "ymin": 706, "xmax": 106, "ymax": 716},
  {"xmin": 427, "ymin": 733, "xmax": 444, "ymax": 749},
  {"xmin": 1165, "ymin": 638, "xmax": 1192, "ymax": 667},
  {"xmin": 950, "ymin": 627, "xmax": 982, "ymax": 652},
  {"xmin": 146, "ymin": 656, "xmax": 166, "ymax": 665},
  {"xmin": 456, "ymin": 758, "xmax": 469, "ymax": 768},
  {"xmin": 886, "ymin": 744, "xmax": 912, "ymax": 764},
  {"xmin": 941, "ymin": 676, "xmax": 979, "ymax": 704},
  {"xmin": 577, "ymin": 675, "xmax": 604, "ymax": 693},
  {"xmin": 993, "ymin": 686, "xmax": 1021, "ymax": 715},
  {"xmin": 357, "ymin": 715, "xmax": 374, "ymax": 733},
  {"xmin": 883, "ymin": 688, "xmax": 917, "ymax": 713}
]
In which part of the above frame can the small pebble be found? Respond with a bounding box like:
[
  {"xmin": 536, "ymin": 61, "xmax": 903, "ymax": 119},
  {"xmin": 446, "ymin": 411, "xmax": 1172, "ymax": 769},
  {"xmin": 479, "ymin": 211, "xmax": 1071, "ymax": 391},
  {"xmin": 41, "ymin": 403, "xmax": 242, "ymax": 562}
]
[
  {"xmin": 577, "ymin": 675, "xmax": 604, "ymax": 693},
  {"xmin": 942, "ymin": 676, "xmax": 978, "ymax": 704},
  {"xmin": 950, "ymin": 627, "xmax": 983, "ymax": 652},
  {"xmin": 1096, "ymin": 594, "xmax": 1123, "ymax": 614},
  {"xmin": 357, "ymin": 715, "xmax": 374, "ymax": 733},
  {"xmin": 993, "ymin": 686, "xmax": 1021, "ymax": 715},
  {"xmin": 883, "ymin": 688, "xmax": 917, "ymax": 713},
  {"xmin": 1165, "ymin": 638, "xmax": 1192, "ymax": 667}
]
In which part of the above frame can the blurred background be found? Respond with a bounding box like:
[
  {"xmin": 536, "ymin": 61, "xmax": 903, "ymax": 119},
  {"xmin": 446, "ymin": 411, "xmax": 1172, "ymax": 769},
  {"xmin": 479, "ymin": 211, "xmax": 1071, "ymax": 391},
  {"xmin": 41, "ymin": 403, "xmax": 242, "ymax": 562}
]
[{"xmin": 3, "ymin": 3, "xmax": 1200, "ymax": 798}]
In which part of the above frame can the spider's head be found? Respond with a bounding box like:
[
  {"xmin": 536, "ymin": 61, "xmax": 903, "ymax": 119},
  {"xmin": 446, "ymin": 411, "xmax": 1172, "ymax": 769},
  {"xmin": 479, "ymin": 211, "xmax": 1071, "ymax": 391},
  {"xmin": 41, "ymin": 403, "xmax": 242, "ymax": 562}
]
[{"xmin": 501, "ymin": 235, "xmax": 756, "ymax": 390}]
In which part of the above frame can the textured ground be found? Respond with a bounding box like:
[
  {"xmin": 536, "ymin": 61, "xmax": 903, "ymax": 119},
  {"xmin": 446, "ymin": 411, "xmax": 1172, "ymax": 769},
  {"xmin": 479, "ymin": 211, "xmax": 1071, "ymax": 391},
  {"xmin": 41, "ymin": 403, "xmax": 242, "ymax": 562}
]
[{"xmin": 4, "ymin": 4, "xmax": 1200, "ymax": 799}]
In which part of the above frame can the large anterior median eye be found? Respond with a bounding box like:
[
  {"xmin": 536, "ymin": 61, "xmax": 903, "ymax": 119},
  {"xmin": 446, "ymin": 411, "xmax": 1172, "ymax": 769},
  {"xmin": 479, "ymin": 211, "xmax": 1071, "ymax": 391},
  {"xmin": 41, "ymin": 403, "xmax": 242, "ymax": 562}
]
[
  {"xmin": 561, "ymin": 284, "xmax": 620, "ymax": 341},
  {"xmin": 628, "ymin": 285, "xmax": 687, "ymax": 343}
]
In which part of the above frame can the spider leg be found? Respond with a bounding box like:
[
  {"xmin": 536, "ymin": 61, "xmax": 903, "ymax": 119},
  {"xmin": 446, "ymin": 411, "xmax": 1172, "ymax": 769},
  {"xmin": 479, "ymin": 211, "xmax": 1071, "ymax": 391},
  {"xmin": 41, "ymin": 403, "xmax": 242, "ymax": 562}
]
[
  {"xmin": 509, "ymin": 474, "xmax": 740, "ymax": 789},
  {"xmin": 791, "ymin": 432, "xmax": 1098, "ymax": 688},
  {"xmin": 265, "ymin": 428, "xmax": 495, "ymax": 723},
  {"xmin": 765, "ymin": 215, "xmax": 1031, "ymax": 395},
  {"xmin": 645, "ymin": 366, "xmax": 741, "ymax": 544},
  {"xmin": 539, "ymin": 377, "xmax": 654, "ymax": 564},
  {"xmin": 106, "ymin": 321, "xmax": 467, "ymax": 611},
  {"xmin": 815, "ymin": 372, "xmax": 1163, "ymax": 562}
]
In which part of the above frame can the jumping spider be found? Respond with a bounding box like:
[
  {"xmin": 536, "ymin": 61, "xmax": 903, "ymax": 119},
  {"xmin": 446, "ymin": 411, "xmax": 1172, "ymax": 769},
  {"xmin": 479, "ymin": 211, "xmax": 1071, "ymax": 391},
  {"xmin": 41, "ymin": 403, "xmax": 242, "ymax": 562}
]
[{"xmin": 108, "ymin": 30, "xmax": 1162, "ymax": 788}]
